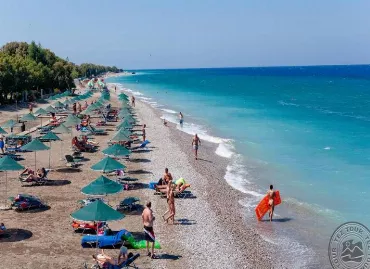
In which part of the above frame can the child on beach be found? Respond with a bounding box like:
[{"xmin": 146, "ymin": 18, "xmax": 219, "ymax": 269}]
[{"xmin": 268, "ymin": 185, "xmax": 275, "ymax": 222}]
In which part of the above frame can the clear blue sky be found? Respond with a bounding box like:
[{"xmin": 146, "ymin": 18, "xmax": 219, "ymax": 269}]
[{"xmin": 0, "ymin": 0, "xmax": 369, "ymax": 69}]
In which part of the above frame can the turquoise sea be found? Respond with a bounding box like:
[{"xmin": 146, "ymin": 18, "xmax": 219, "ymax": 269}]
[{"xmin": 107, "ymin": 66, "xmax": 370, "ymax": 267}]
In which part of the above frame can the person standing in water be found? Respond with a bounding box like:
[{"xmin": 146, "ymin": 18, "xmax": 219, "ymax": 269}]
[
  {"xmin": 131, "ymin": 96, "xmax": 135, "ymax": 107},
  {"xmin": 268, "ymin": 184, "xmax": 275, "ymax": 222},
  {"xmin": 192, "ymin": 134, "xmax": 201, "ymax": 160},
  {"xmin": 179, "ymin": 112, "xmax": 184, "ymax": 127}
]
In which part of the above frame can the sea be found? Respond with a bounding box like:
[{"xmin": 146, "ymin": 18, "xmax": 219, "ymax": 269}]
[{"xmin": 107, "ymin": 65, "xmax": 370, "ymax": 268}]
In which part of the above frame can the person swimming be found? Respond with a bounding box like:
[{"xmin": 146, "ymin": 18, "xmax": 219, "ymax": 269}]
[{"xmin": 268, "ymin": 184, "xmax": 275, "ymax": 222}]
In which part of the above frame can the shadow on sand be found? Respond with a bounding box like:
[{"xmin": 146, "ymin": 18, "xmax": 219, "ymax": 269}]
[
  {"xmin": 0, "ymin": 229, "xmax": 33, "ymax": 242},
  {"xmin": 175, "ymin": 219, "xmax": 197, "ymax": 226},
  {"xmin": 260, "ymin": 217, "xmax": 293, "ymax": 223}
]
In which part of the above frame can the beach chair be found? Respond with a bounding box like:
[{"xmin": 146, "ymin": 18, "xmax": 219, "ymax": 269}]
[
  {"xmin": 81, "ymin": 229, "xmax": 129, "ymax": 248},
  {"xmin": 89, "ymin": 126, "xmax": 107, "ymax": 135},
  {"xmin": 130, "ymin": 140, "xmax": 150, "ymax": 151},
  {"xmin": 19, "ymin": 170, "xmax": 49, "ymax": 186},
  {"xmin": 65, "ymin": 154, "xmax": 80, "ymax": 168},
  {"xmin": 85, "ymin": 253, "xmax": 140, "ymax": 269},
  {"xmin": 116, "ymin": 197, "xmax": 140, "ymax": 212}
]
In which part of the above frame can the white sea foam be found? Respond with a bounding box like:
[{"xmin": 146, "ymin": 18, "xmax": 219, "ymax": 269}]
[
  {"xmin": 132, "ymin": 91, "xmax": 143, "ymax": 96},
  {"xmin": 161, "ymin": 108, "xmax": 177, "ymax": 114},
  {"xmin": 138, "ymin": 97, "xmax": 152, "ymax": 101},
  {"xmin": 324, "ymin": 146, "xmax": 331, "ymax": 150},
  {"xmin": 215, "ymin": 142, "xmax": 234, "ymax": 158}
]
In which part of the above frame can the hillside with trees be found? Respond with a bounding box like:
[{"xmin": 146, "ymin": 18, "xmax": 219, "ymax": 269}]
[{"xmin": 0, "ymin": 41, "xmax": 121, "ymax": 104}]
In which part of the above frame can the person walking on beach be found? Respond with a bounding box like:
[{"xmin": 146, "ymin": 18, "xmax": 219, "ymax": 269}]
[
  {"xmin": 142, "ymin": 201, "xmax": 157, "ymax": 259},
  {"xmin": 142, "ymin": 124, "xmax": 146, "ymax": 142},
  {"xmin": 77, "ymin": 102, "xmax": 82, "ymax": 113},
  {"xmin": 163, "ymin": 182, "xmax": 176, "ymax": 224},
  {"xmin": 192, "ymin": 134, "xmax": 201, "ymax": 160},
  {"xmin": 179, "ymin": 112, "xmax": 184, "ymax": 127},
  {"xmin": 131, "ymin": 96, "xmax": 135, "ymax": 107},
  {"xmin": 72, "ymin": 103, "xmax": 77, "ymax": 114},
  {"xmin": 268, "ymin": 185, "xmax": 275, "ymax": 222}
]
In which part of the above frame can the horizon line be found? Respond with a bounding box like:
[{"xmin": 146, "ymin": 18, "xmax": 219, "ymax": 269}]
[{"xmin": 119, "ymin": 63, "xmax": 370, "ymax": 71}]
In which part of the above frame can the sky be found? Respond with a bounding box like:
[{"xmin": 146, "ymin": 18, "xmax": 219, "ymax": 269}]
[{"xmin": 0, "ymin": 0, "xmax": 369, "ymax": 69}]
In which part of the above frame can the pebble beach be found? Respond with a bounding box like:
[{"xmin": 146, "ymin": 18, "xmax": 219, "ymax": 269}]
[{"xmin": 0, "ymin": 81, "xmax": 273, "ymax": 269}]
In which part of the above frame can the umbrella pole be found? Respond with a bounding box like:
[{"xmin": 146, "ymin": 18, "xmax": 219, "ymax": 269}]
[
  {"xmin": 49, "ymin": 141, "xmax": 51, "ymax": 169},
  {"xmin": 35, "ymin": 151, "xmax": 37, "ymax": 171},
  {"xmin": 60, "ymin": 139, "xmax": 63, "ymax": 161},
  {"xmin": 4, "ymin": 171, "xmax": 7, "ymax": 208},
  {"xmin": 41, "ymin": 118, "xmax": 43, "ymax": 127}
]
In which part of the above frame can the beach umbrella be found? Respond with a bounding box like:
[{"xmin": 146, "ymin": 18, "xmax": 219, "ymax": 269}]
[
  {"xmin": 0, "ymin": 156, "xmax": 24, "ymax": 208},
  {"xmin": 116, "ymin": 120, "xmax": 133, "ymax": 131},
  {"xmin": 45, "ymin": 105, "xmax": 56, "ymax": 113},
  {"xmin": 34, "ymin": 108, "xmax": 49, "ymax": 127},
  {"xmin": 40, "ymin": 132, "xmax": 61, "ymax": 169},
  {"xmin": 0, "ymin": 127, "xmax": 7, "ymax": 135},
  {"xmin": 91, "ymin": 156, "xmax": 126, "ymax": 173},
  {"xmin": 20, "ymin": 113, "xmax": 37, "ymax": 122},
  {"xmin": 64, "ymin": 114, "xmax": 81, "ymax": 127},
  {"xmin": 71, "ymin": 200, "xmax": 125, "ymax": 249},
  {"xmin": 111, "ymin": 130, "xmax": 132, "ymax": 142},
  {"xmin": 53, "ymin": 101, "xmax": 64, "ymax": 108},
  {"xmin": 71, "ymin": 200, "xmax": 124, "ymax": 222},
  {"xmin": 53, "ymin": 123, "xmax": 71, "ymax": 134},
  {"xmin": 21, "ymin": 139, "xmax": 50, "ymax": 170},
  {"xmin": 1, "ymin": 119, "xmax": 16, "ymax": 133},
  {"xmin": 63, "ymin": 98, "xmax": 73, "ymax": 105},
  {"xmin": 81, "ymin": 175, "xmax": 123, "ymax": 196},
  {"xmin": 102, "ymin": 144, "xmax": 131, "ymax": 157}
]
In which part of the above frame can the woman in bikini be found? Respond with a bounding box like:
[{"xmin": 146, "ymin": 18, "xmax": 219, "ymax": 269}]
[{"xmin": 268, "ymin": 184, "xmax": 275, "ymax": 222}]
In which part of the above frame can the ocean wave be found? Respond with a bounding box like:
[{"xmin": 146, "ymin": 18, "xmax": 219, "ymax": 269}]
[
  {"xmin": 138, "ymin": 97, "xmax": 152, "ymax": 101},
  {"xmin": 215, "ymin": 142, "xmax": 235, "ymax": 158},
  {"xmin": 278, "ymin": 100, "xmax": 300, "ymax": 107},
  {"xmin": 161, "ymin": 108, "xmax": 177, "ymax": 114},
  {"xmin": 132, "ymin": 91, "xmax": 143, "ymax": 96}
]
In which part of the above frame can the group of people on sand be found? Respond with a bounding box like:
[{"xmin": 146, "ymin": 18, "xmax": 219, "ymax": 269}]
[
  {"xmin": 71, "ymin": 136, "xmax": 96, "ymax": 152},
  {"xmin": 20, "ymin": 167, "xmax": 47, "ymax": 182}
]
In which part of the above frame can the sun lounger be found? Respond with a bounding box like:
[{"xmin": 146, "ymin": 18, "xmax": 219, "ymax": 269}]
[
  {"xmin": 19, "ymin": 170, "xmax": 49, "ymax": 186},
  {"xmin": 130, "ymin": 140, "xmax": 150, "ymax": 150},
  {"xmin": 89, "ymin": 126, "xmax": 107, "ymax": 135},
  {"xmin": 154, "ymin": 185, "xmax": 192, "ymax": 198},
  {"xmin": 65, "ymin": 154, "xmax": 80, "ymax": 168},
  {"xmin": 81, "ymin": 229, "xmax": 129, "ymax": 248},
  {"xmin": 116, "ymin": 197, "xmax": 140, "ymax": 211}
]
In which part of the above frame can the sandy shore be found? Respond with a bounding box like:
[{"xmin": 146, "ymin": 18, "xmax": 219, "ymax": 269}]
[{"xmin": 0, "ymin": 82, "xmax": 273, "ymax": 269}]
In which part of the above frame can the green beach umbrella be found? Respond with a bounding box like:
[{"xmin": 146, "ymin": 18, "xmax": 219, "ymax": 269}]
[
  {"xmin": 0, "ymin": 156, "xmax": 24, "ymax": 207},
  {"xmin": 53, "ymin": 123, "xmax": 71, "ymax": 134},
  {"xmin": 81, "ymin": 175, "xmax": 123, "ymax": 196},
  {"xmin": 20, "ymin": 113, "xmax": 37, "ymax": 122},
  {"xmin": 34, "ymin": 108, "xmax": 48, "ymax": 127},
  {"xmin": 45, "ymin": 105, "xmax": 56, "ymax": 113},
  {"xmin": 0, "ymin": 126, "xmax": 7, "ymax": 135},
  {"xmin": 116, "ymin": 120, "xmax": 133, "ymax": 130},
  {"xmin": 91, "ymin": 156, "xmax": 126, "ymax": 173},
  {"xmin": 34, "ymin": 108, "xmax": 48, "ymax": 116},
  {"xmin": 63, "ymin": 98, "xmax": 73, "ymax": 105},
  {"xmin": 115, "ymin": 127, "xmax": 132, "ymax": 137},
  {"xmin": 53, "ymin": 101, "xmax": 64, "ymax": 108},
  {"xmin": 21, "ymin": 139, "xmax": 50, "ymax": 170},
  {"xmin": 111, "ymin": 130, "xmax": 132, "ymax": 142},
  {"xmin": 102, "ymin": 144, "xmax": 131, "ymax": 157},
  {"xmin": 2, "ymin": 119, "xmax": 16, "ymax": 129},
  {"xmin": 41, "ymin": 131, "xmax": 61, "ymax": 169},
  {"xmin": 64, "ymin": 114, "xmax": 81, "ymax": 127},
  {"xmin": 71, "ymin": 200, "xmax": 124, "ymax": 222}
]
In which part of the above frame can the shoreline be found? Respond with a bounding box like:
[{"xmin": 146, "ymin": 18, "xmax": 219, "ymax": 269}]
[
  {"xmin": 110, "ymin": 81, "xmax": 335, "ymax": 268},
  {"xmin": 112, "ymin": 84, "xmax": 274, "ymax": 268}
]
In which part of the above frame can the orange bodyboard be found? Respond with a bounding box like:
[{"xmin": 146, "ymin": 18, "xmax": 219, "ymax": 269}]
[{"xmin": 255, "ymin": 191, "xmax": 281, "ymax": 221}]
